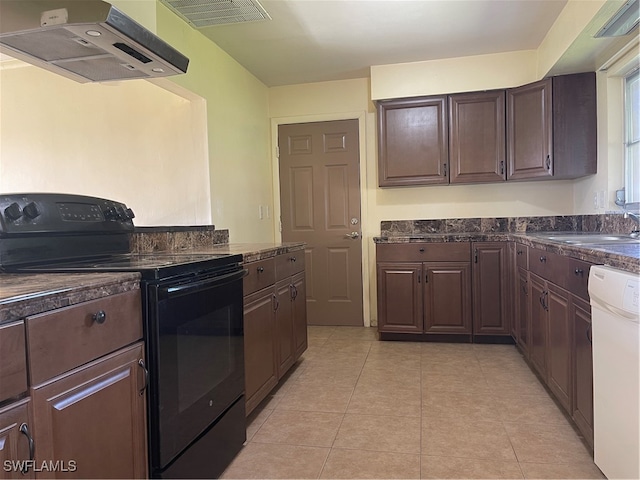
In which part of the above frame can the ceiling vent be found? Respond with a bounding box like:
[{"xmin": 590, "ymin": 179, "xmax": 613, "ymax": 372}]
[
  {"xmin": 594, "ymin": 0, "xmax": 639, "ymax": 38},
  {"xmin": 160, "ymin": 0, "xmax": 271, "ymax": 28}
]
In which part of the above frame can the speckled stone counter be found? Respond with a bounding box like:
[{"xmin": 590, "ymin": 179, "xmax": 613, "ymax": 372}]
[
  {"xmin": 187, "ymin": 242, "xmax": 306, "ymax": 264},
  {"xmin": 0, "ymin": 272, "xmax": 140, "ymax": 325},
  {"xmin": 374, "ymin": 213, "xmax": 640, "ymax": 275}
]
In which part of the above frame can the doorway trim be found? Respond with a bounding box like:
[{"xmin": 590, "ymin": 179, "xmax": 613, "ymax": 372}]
[{"xmin": 271, "ymin": 111, "xmax": 371, "ymax": 327}]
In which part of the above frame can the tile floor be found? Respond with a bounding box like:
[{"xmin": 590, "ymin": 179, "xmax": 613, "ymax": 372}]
[{"xmin": 222, "ymin": 326, "xmax": 605, "ymax": 479}]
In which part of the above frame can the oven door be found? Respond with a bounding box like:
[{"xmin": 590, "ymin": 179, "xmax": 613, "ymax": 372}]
[{"xmin": 145, "ymin": 267, "xmax": 246, "ymax": 471}]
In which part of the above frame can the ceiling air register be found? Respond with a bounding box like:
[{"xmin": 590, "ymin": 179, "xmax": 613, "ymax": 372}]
[{"xmin": 159, "ymin": 0, "xmax": 271, "ymax": 28}]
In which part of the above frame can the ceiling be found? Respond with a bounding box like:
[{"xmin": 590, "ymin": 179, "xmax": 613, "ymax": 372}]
[{"xmin": 196, "ymin": 0, "xmax": 570, "ymax": 87}]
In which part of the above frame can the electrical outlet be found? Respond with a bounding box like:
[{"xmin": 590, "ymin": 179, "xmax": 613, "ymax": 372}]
[
  {"xmin": 598, "ymin": 190, "xmax": 605, "ymax": 209},
  {"xmin": 593, "ymin": 192, "xmax": 599, "ymax": 209}
]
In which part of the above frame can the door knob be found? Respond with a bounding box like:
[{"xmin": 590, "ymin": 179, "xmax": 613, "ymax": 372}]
[{"xmin": 344, "ymin": 231, "xmax": 360, "ymax": 239}]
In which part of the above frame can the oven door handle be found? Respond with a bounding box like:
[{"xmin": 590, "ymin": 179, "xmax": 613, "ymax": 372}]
[{"xmin": 159, "ymin": 269, "xmax": 248, "ymax": 299}]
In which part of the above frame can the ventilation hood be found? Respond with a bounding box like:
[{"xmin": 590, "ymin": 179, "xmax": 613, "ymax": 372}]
[{"xmin": 0, "ymin": 0, "xmax": 189, "ymax": 83}]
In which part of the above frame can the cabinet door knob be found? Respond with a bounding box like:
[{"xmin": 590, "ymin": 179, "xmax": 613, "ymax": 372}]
[
  {"xmin": 257, "ymin": 266, "xmax": 264, "ymax": 273},
  {"xmin": 517, "ymin": 250, "xmax": 523, "ymax": 255},
  {"xmin": 574, "ymin": 268, "xmax": 584, "ymax": 276},
  {"xmin": 92, "ymin": 310, "xmax": 107, "ymax": 324},
  {"xmin": 291, "ymin": 256, "xmax": 296, "ymax": 262},
  {"xmin": 539, "ymin": 256, "xmax": 546, "ymax": 263}
]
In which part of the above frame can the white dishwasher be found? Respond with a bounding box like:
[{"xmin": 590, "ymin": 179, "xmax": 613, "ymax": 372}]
[{"xmin": 588, "ymin": 265, "xmax": 640, "ymax": 480}]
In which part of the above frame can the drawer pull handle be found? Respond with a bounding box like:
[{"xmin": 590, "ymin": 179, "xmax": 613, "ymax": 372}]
[
  {"xmin": 419, "ymin": 248, "xmax": 425, "ymax": 253},
  {"xmin": 586, "ymin": 324, "xmax": 592, "ymax": 345},
  {"xmin": 539, "ymin": 256, "xmax": 546, "ymax": 263},
  {"xmin": 257, "ymin": 267, "xmax": 265, "ymax": 273},
  {"xmin": 517, "ymin": 250, "xmax": 523, "ymax": 255},
  {"xmin": 272, "ymin": 294, "xmax": 279, "ymax": 311},
  {"xmin": 19, "ymin": 423, "xmax": 35, "ymax": 473},
  {"xmin": 138, "ymin": 359, "xmax": 149, "ymax": 396},
  {"xmin": 574, "ymin": 268, "xmax": 584, "ymax": 276},
  {"xmin": 92, "ymin": 310, "xmax": 107, "ymax": 324},
  {"xmin": 290, "ymin": 256, "xmax": 297, "ymax": 262}
]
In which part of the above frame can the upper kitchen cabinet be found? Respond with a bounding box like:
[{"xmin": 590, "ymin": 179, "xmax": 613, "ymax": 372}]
[
  {"xmin": 506, "ymin": 72, "xmax": 597, "ymax": 181},
  {"xmin": 377, "ymin": 96, "xmax": 449, "ymax": 186},
  {"xmin": 449, "ymin": 90, "xmax": 506, "ymax": 184}
]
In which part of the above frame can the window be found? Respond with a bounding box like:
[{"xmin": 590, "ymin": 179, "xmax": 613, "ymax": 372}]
[{"xmin": 624, "ymin": 69, "xmax": 639, "ymax": 204}]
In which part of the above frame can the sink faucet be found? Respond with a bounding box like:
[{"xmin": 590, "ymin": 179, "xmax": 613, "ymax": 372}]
[{"xmin": 623, "ymin": 208, "xmax": 640, "ymax": 237}]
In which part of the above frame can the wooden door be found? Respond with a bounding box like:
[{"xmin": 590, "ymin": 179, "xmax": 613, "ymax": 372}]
[
  {"xmin": 507, "ymin": 78, "xmax": 553, "ymax": 180},
  {"xmin": 243, "ymin": 287, "xmax": 278, "ymax": 416},
  {"xmin": 31, "ymin": 343, "xmax": 147, "ymax": 479},
  {"xmin": 274, "ymin": 279, "xmax": 294, "ymax": 378},
  {"xmin": 529, "ymin": 273, "xmax": 548, "ymax": 378},
  {"xmin": 516, "ymin": 267, "xmax": 530, "ymax": 355},
  {"xmin": 0, "ymin": 399, "xmax": 33, "ymax": 479},
  {"xmin": 292, "ymin": 272, "xmax": 308, "ymax": 359},
  {"xmin": 449, "ymin": 90, "xmax": 506, "ymax": 184},
  {"xmin": 424, "ymin": 262, "xmax": 472, "ymax": 334},
  {"xmin": 279, "ymin": 120, "xmax": 363, "ymax": 326},
  {"xmin": 376, "ymin": 262, "xmax": 423, "ymax": 333},
  {"xmin": 572, "ymin": 296, "xmax": 593, "ymax": 447},
  {"xmin": 547, "ymin": 283, "xmax": 572, "ymax": 412},
  {"xmin": 472, "ymin": 242, "xmax": 510, "ymax": 335},
  {"xmin": 377, "ymin": 96, "xmax": 448, "ymax": 186}
]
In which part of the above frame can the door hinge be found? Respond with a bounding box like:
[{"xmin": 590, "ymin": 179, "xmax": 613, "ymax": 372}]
[
  {"xmin": 500, "ymin": 160, "xmax": 505, "ymax": 175},
  {"xmin": 276, "ymin": 145, "xmax": 280, "ymax": 158}
]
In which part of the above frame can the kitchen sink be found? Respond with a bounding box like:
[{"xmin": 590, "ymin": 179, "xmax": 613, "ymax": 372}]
[{"xmin": 532, "ymin": 232, "xmax": 640, "ymax": 245}]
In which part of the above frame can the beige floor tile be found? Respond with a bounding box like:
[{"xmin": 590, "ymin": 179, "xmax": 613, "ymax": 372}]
[
  {"xmin": 363, "ymin": 356, "xmax": 422, "ymax": 374},
  {"xmin": 318, "ymin": 339, "xmax": 373, "ymax": 354},
  {"xmin": 422, "ymin": 417, "xmax": 517, "ymax": 461},
  {"xmin": 421, "ymin": 455, "xmax": 524, "ymax": 479},
  {"xmin": 504, "ymin": 422, "xmax": 593, "ymax": 464},
  {"xmin": 251, "ymin": 409, "xmax": 343, "ymax": 447},
  {"xmin": 293, "ymin": 365, "xmax": 363, "ymax": 388},
  {"xmin": 327, "ymin": 326, "xmax": 378, "ymax": 341},
  {"xmin": 245, "ymin": 406, "xmax": 274, "ymax": 442},
  {"xmin": 333, "ymin": 413, "xmax": 422, "ymax": 454},
  {"xmin": 221, "ymin": 442, "xmax": 329, "ymax": 479},
  {"xmin": 307, "ymin": 325, "xmax": 336, "ymax": 338},
  {"xmin": 275, "ymin": 382, "xmax": 355, "ymax": 413},
  {"xmin": 320, "ymin": 448, "xmax": 421, "ymax": 479},
  {"xmin": 422, "ymin": 390, "xmax": 501, "ymax": 421},
  {"xmin": 422, "ymin": 372, "xmax": 492, "ymax": 393},
  {"xmin": 357, "ymin": 369, "xmax": 421, "ymax": 389},
  {"xmin": 421, "ymin": 359, "xmax": 484, "ymax": 376},
  {"xmin": 347, "ymin": 383, "xmax": 421, "ymax": 417},
  {"xmin": 519, "ymin": 461, "xmax": 605, "ymax": 479},
  {"xmin": 493, "ymin": 394, "xmax": 571, "ymax": 425},
  {"xmin": 369, "ymin": 340, "xmax": 423, "ymax": 356}
]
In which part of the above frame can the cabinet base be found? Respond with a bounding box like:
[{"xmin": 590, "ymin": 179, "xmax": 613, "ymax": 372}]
[{"xmin": 378, "ymin": 332, "xmax": 515, "ymax": 344}]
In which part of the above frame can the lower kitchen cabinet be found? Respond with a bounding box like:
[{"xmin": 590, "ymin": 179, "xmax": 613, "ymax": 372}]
[
  {"xmin": 0, "ymin": 399, "xmax": 33, "ymax": 480},
  {"xmin": 243, "ymin": 251, "xmax": 308, "ymax": 416},
  {"xmin": 472, "ymin": 242, "xmax": 510, "ymax": 336},
  {"xmin": 376, "ymin": 243, "xmax": 471, "ymax": 339},
  {"xmin": 547, "ymin": 282, "xmax": 572, "ymax": 412},
  {"xmin": 30, "ymin": 343, "xmax": 147, "ymax": 479},
  {"xmin": 515, "ymin": 267, "xmax": 530, "ymax": 355},
  {"xmin": 529, "ymin": 273, "xmax": 548, "ymax": 377},
  {"xmin": 572, "ymin": 296, "xmax": 594, "ymax": 447}
]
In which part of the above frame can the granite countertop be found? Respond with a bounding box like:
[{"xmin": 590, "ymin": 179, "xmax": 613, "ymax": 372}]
[
  {"xmin": 373, "ymin": 233, "xmax": 640, "ymax": 274},
  {"xmin": 185, "ymin": 242, "xmax": 306, "ymax": 263},
  {"xmin": 0, "ymin": 272, "xmax": 140, "ymax": 325}
]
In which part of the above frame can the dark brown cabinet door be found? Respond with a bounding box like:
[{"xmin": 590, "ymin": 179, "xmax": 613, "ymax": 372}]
[
  {"xmin": 529, "ymin": 273, "xmax": 548, "ymax": 378},
  {"xmin": 377, "ymin": 96, "xmax": 448, "ymax": 186},
  {"xmin": 377, "ymin": 262, "xmax": 423, "ymax": 333},
  {"xmin": 31, "ymin": 343, "xmax": 147, "ymax": 479},
  {"xmin": 0, "ymin": 399, "xmax": 33, "ymax": 479},
  {"xmin": 243, "ymin": 287, "xmax": 278, "ymax": 415},
  {"xmin": 424, "ymin": 262, "xmax": 472, "ymax": 334},
  {"xmin": 516, "ymin": 267, "xmax": 530, "ymax": 355},
  {"xmin": 472, "ymin": 242, "xmax": 510, "ymax": 335},
  {"xmin": 274, "ymin": 279, "xmax": 295, "ymax": 378},
  {"xmin": 449, "ymin": 90, "xmax": 506, "ymax": 184},
  {"xmin": 292, "ymin": 272, "xmax": 308, "ymax": 360},
  {"xmin": 547, "ymin": 283, "xmax": 572, "ymax": 412},
  {"xmin": 572, "ymin": 296, "xmax": 593, "ymax": 448},
  {"xmin": 507, "ymin": 78, "xmax": 553, "ymax": 180}
]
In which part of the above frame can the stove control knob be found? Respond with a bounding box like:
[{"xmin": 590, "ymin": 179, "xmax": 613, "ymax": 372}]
[
  {"xmin": 22, "ymin": 202, "xmax": 41, "ymax": 220},
  {"xmin": 116, "ymin": 206, "xmax": 128, "ymax": 220},
  {"xmin": 103, "ymin": 206, "xmax": 117, "ymax": 220},
  {"xmin": 125, "ymin": 208, "xmax": 135, "ymax": 220},
  {"xmin": 4, "ymin": 202, "xmax": 22, "ymax": 221}
]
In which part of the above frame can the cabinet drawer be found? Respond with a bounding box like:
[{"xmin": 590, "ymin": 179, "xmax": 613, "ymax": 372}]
[
  {"xmin": 377, "ymin": 242, "xmax": 470, "ymax": 262},
  {"xmin": 26, "ymin": 290, "xmax": 142, "ymax": 385},
  {"xmin": 0, "ymin": 321, "xmax": 27, "ymax": 403},
  {"xmin": 556, "ymin": 257, "xmax": 592, "ymax": 301},
  {"xmin": 515, "ymin": 244, "xmax": 528, "ymax": 269},
  {"xmin": 276, "ymin": 251, "xmax": 305, "ymax": 280},
  {"xmin": 528, "ymin": 247, "xmax": 558, "ymax": 279},
  {"xmin": 244, "ymin": 258, "xmax": 276, "ymax": 296}
]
